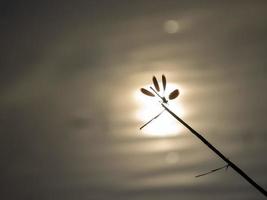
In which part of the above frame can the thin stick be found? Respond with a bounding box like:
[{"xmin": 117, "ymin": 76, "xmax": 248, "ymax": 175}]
[
  {"xmin": 161, "ymin": 103, "xmax": 267, "ymax": 196},
  {"xmin": 195, "ymin": 164, "xmax": 229, "ymax": 178},
  {"xmin": 140, "ymin": 110, "xmax": 165, "ymax": 130}
]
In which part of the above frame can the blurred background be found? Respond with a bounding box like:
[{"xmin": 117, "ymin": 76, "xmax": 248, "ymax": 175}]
[{"xmin": 0, "ymin": 1, "xmax": 267, "ymax": 199}]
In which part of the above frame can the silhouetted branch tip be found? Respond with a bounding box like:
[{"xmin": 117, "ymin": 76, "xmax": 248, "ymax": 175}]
[{"xmin": 195, "ymin": 164, "xmax": 230, "ymax": 178}]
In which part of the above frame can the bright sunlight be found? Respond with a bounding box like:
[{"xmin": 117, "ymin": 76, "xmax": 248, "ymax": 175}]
[{"xmin": 134, "ymin": 83, "xmax": 185, "ymax": 137}]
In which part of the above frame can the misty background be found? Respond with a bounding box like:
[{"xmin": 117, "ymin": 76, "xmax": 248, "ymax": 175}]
[{"xmin": 0, "ymin": 1, "xmax": 267, "ymax": 199}]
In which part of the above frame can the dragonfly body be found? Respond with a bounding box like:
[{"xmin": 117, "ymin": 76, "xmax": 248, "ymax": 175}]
[{"xmin": 149, "ymin": 86, "xmax": 168, "ymax": 104}]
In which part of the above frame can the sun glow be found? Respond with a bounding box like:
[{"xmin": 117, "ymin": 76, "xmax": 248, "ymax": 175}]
[{"xmin": 135, "ymin": 83, "xmax": 185, "ymax": 137}]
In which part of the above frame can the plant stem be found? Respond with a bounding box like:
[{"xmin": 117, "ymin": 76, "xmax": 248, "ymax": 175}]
[
  {"xmin": 161, "ymin": 103, "xmax": 267, "ymax": 197},
  {"xmin": 140, "ymin": 109, "xmax": 165, "ymax": 130}
]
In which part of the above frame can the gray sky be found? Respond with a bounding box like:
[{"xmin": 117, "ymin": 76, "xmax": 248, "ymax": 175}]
[{"xmin": 1, "ymin": 1, "xmax": 267, "ymax": 199}]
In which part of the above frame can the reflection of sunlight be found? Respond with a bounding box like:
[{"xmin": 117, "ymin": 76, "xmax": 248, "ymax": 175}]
[
  {"xmin": 134, "ymin": 83, "xmax": 185, "ymax": 137},
  {"xmin": 164, "ymin": 20, "xmax": 179, "ymax": 34}
]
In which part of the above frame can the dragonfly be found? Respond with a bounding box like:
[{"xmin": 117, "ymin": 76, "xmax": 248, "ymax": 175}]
[{"xmin": 140, "ymin": 74, "xmax": 179, "ymax": 130}]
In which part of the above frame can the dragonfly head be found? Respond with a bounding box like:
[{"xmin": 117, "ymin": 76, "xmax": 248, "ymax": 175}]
[{"xmin": 162, "ymin": 97, "xmax": 168, "ymax": 104}]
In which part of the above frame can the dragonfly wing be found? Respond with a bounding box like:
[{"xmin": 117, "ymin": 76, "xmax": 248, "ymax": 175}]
[
  {"xmin": 140, "ymin": 88, "xmax": 155, "ymax": 97},
  {"xmin": 169, "ymin": 89, "xmax": 179, "ymax": 100},
  {"xmin": 152, "ymin": 76, "xmax": 160, "ymax": 92},
  {"xmin": 162, "ymin": 74, "xmax": 166, "ymax": 91}
]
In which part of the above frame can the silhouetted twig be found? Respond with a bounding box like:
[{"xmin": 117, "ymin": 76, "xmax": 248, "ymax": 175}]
[
  {"xmin": 161, "ymin": 103, "xmax": 267, "ymax": 197},
  {"xmin": 140, "ymin": 109, "xmax": 165, "ymax": 130},
  {"xmin": 195, "ymin": 164, "xmax": 229, "ymax": 178},
  {"xmin": 140, "ymin": 76, "xmax": 267, "ymax": 197}
]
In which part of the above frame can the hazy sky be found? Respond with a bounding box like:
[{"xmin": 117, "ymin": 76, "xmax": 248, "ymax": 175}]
[{"xmin": 1, "ymin": 1, "xmax": 267, "ymax": 199}]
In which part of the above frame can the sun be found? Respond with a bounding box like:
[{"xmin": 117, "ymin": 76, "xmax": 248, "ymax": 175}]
[{"xmin": 134, "ymin": 83, "xmax": 185, "ymax": 137}]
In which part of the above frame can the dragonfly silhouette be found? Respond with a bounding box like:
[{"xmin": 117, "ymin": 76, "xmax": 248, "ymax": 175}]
[{"xmin": 140, "ymin": 75, "xmax": 179, "ymax": 129}]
